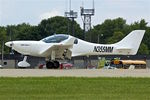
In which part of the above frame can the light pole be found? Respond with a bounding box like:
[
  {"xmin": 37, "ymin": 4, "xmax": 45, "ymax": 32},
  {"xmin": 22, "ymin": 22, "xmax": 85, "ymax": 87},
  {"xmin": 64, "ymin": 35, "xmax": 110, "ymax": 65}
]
[
  {"xmin": 64, "ymin": 0, "xmax": 77, "ymax": 36},
  {"xmin": 81, "ymin": 0, "xmax": 95, "ymax": 40}
]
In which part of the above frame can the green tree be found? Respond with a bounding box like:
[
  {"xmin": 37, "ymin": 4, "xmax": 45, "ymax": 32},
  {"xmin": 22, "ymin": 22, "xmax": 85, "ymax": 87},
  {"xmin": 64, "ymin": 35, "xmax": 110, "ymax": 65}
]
[
  {"xmin": 6, "ymin": 23, "xmax": 42, "ymax": 41},
  {"xmin": 90, "ymin": 18, "xmax": 126, "ymax": 43},
  {"xmin": 0, "ymin": 27, "xmax": 8, "ymax": 53},
  {"xmin": 143, "ymin": 27, "xmax": 150, "ymax": 54},
  {"xmin": 0, "ymin": 27, "xmax": 7, "ymax": 42},
  {"xmin": 38, "ymin": 16, "xmax": 83, "ymax": 39},
  {"xmin": 138, "ymin": 43, "xmax": 149, "ymax": 54},
  {"xmin": 107, "ymin": 31, "xmax": 125, "ymax": 44},
  {"xmin": 130, "ymin": 19, "xmax": 148, "ymax": 30}
]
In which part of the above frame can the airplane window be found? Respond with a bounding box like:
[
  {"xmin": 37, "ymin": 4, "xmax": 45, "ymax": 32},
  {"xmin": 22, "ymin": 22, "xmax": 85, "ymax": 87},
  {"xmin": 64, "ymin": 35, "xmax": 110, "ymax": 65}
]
[
  {"xmin": 74, "ymin": 39, "xmax": 78, "ymax": 44},
  {"xmin": 41, "ymin": 34, "xmax": 69, "ymax": 43}
]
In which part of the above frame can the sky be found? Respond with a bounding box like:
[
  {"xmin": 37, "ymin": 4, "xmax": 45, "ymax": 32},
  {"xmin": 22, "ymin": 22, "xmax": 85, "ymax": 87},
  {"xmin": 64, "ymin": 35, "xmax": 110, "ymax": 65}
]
[{"xmin": 0, "ymin": 0, "xmax": 150, "ymax": 27}]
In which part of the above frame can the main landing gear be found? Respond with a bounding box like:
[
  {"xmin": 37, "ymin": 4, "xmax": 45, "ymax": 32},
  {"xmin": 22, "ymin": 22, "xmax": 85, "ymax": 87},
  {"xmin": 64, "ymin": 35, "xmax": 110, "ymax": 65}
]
[
  {"xmin": 46, "ymin": 61, "xmax": 60, "ymax": 69},
  {"xmin": 45, "ymin": 50, "xmax": 60, "ymax": 69}
]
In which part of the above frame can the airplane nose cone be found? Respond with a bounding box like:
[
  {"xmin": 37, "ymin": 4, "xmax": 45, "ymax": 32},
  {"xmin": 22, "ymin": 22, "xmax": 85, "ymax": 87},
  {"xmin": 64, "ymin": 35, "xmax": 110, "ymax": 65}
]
[{"xmin": 5, "ymin": 42, "xmax": 13, "ymax": 47}]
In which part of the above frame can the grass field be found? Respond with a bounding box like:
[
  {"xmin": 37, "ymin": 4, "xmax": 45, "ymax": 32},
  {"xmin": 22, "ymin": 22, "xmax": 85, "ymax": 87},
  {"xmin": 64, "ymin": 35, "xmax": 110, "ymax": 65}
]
[{"xmin": 0, "ymin": 77, "xmax": 150, "ymax": 100}]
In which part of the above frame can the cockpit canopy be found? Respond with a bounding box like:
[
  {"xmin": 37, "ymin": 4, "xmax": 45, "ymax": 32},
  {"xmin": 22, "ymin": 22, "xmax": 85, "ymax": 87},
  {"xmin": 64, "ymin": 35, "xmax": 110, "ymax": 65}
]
[{"xmin": 41, "ymin": 34, "xmax": 69, "ymax": 43}]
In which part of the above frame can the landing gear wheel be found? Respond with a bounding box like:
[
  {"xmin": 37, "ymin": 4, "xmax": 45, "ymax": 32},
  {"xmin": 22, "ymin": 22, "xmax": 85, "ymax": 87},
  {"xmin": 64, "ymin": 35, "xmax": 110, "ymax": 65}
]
[
  {"xmin": 53, "ymin": 61, "xmax": 60, "ymax": 69},
  {"xmin": 46, "ymin": 61, "xmax": 54, "ymax": 69}
]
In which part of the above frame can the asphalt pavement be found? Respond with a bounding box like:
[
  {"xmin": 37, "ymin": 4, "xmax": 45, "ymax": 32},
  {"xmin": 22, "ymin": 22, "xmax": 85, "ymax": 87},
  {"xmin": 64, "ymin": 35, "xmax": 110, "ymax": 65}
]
[{"xmin": 0, "ymin": 69, "xmax": 150, "ymax": 77}]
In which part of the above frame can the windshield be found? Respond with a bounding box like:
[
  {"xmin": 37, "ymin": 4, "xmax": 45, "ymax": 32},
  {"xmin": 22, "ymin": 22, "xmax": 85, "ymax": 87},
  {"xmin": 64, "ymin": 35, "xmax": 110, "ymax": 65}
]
[{"xmin": 41, "ymin": 34, "xmax": 69, "ymax": 43}]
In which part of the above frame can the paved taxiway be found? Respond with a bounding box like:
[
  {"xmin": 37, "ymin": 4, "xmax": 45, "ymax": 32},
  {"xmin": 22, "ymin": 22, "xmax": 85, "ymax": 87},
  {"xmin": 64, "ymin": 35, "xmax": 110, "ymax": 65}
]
[{"xmin": 0, "ymin": 69, "xmax": 150, "ymax": 77}]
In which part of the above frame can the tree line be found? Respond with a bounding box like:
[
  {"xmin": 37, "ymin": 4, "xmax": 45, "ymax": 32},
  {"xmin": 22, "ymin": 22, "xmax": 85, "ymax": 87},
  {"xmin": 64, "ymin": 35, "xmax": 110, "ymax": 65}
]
[{"xmin": 0, "ymin": 16, "xmax": 149, "ymax": 54}]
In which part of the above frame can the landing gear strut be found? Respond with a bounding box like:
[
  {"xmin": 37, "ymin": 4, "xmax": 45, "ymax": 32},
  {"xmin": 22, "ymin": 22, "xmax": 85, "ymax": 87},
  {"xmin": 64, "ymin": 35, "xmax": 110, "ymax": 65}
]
[
  {"xmin": 18, "ymin": 56, "xmax": 30, "ymax": 68},
  {"xmin": 46, "ymin": 61, "xmax": 60, "ymax": 69}
]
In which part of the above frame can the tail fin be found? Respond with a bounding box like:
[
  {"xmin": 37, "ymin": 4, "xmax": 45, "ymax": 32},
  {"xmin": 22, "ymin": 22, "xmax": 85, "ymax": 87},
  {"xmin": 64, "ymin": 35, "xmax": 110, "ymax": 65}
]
[{"xmin": 115, "ymin": 30, "xmax": 145, "ymax": 55}]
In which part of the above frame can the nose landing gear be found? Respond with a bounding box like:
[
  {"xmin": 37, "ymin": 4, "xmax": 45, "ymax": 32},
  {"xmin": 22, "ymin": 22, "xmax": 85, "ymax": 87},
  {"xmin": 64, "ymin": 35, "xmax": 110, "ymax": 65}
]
[{"xmin": 18, "ymin": 56, "xmax": 30, "ymax": 68}]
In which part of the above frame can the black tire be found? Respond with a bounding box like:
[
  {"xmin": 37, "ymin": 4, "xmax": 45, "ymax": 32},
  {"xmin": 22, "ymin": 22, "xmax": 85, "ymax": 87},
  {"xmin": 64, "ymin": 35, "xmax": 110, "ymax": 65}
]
[
  {"xmin": 46, "ymin": 61, "xmax": 54, "ymax": 69},
  {"xmin": 53, "ymin": 61, "xmax": 60, "ymax": 69}
]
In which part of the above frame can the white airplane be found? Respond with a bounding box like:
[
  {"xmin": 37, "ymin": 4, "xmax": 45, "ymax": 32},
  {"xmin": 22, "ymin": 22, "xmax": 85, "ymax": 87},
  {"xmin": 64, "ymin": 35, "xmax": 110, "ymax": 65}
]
[{"xmin": 5, "ymin": 30, "xmax": 145, "ymax": 69}]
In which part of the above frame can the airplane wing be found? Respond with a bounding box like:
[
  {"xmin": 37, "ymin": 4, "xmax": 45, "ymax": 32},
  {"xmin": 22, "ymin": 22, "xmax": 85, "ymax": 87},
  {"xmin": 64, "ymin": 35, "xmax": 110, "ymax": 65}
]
[
  {"xmin": 40, "ymin": 37, "xmax": 75, "ymax": 59},
  {"xmin": 40, "ymin": 44, "xmax": 73, "ymax": 59}
]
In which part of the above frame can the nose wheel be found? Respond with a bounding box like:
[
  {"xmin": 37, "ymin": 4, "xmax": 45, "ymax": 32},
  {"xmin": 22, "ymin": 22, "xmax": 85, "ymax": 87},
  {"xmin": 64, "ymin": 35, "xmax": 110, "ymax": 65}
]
[{"xmin": 46, "ymin": 61, "xmax": 60, "ymax": 69}]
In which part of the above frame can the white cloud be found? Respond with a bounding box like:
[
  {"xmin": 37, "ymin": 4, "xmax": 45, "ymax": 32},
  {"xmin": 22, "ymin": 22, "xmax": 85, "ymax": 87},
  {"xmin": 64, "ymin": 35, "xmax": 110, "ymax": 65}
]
[{"xmin": 39, "ymin": 10, "xmax": 61, "ymax": 20}]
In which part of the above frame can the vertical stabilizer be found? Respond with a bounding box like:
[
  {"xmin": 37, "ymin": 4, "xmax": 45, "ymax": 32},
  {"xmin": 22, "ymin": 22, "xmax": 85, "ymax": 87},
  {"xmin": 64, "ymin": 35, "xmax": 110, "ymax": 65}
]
[{"xmin": 115, "ymin": 30, "xmax": 145, "ymax": 55}]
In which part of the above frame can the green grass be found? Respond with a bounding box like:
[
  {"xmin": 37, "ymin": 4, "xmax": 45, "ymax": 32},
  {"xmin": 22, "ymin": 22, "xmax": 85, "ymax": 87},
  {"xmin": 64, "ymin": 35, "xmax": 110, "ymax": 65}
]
[{"xmin": 0, "ymin": 77, "xmax": 150, "ymax": 100}]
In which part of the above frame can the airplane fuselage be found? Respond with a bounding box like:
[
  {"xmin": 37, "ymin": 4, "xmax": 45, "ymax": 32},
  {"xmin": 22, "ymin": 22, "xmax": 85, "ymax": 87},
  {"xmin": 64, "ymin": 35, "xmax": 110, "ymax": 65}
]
[{"xmin": 7, "ymin": 39, "xmax": 127, "ymax": 58}]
